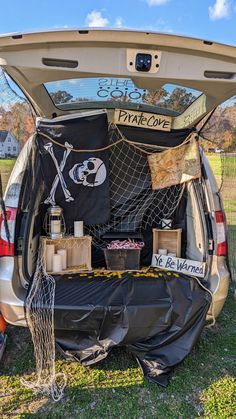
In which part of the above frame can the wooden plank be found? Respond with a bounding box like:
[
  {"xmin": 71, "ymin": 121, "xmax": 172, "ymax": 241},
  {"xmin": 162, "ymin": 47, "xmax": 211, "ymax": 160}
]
[{"xmin": 114, "ymin": 108, "xmax": 172, "ymax": 131}]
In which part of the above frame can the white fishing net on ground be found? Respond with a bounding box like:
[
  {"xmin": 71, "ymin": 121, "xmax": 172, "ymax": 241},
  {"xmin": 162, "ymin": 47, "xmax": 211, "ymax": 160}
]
[
  {"xmin": 22, "ymin": 237, "xmax": 93, "ymax": 400},
  {"xmin": 22, "ymin": 243, "xmax": 67, "ymax": 401}
]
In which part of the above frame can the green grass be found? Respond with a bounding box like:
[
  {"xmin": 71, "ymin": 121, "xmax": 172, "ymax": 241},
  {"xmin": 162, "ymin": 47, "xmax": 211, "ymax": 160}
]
[
  {"xmin": 0, "ymin": 155, "xmax": 236, "ymax": 418},
  {"xmin": 0, "ymin": 159, "xmax": 16, "ymax": 191},
  {"xmin": 0, "ymin": 289, "xmax": 235, "ymax": 418},
  {"xmin": 0, "ymin": 159, "xmax": 16, "ymax": 174},
  {"xmin": 206, "ymin": 154, "xmax": 222, "ymax": 178}
]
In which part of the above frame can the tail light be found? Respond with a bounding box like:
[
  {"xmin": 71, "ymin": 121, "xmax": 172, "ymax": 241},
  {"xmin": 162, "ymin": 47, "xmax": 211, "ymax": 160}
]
[
  {"xmin": 215, "ymin": 210, "xmax": 227, "ymax": 256},
  {"xmin": 0, "ymin": 207, "xmax": 17, "ymax": 257},
  {"xmin": 0, "ymin": 314, "xmax": 6, "ymax": 333}
]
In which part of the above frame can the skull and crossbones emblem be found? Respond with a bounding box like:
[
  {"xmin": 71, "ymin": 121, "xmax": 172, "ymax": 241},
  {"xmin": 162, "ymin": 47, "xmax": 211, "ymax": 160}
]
[{"xmin": 69, "ymin": 158, "xmax": 107, "ymax": 187}]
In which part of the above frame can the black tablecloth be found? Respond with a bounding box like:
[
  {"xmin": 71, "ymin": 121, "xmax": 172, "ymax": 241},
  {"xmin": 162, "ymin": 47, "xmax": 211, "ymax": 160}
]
[{"xmin": 55, "ymin": 269, "xmax": 210, "ymax": 386}]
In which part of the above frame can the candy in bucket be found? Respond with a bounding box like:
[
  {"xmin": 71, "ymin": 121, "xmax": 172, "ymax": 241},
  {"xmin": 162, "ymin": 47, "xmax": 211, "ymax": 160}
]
[
  {"xmin": 107, "ymin": 239, "xmax": 144, "ymax": 250},
  {"xmin": 104, "ymin": 239, "xmax": 144, "ymax": 270}
]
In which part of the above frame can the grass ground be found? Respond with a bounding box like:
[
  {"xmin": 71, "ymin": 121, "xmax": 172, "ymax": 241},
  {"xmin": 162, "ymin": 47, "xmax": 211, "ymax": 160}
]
[
  {"xmin": 207, "ymin": 154, "xmax": 222, "ymax": 179},
  {"xmin": 0, "ymin": 156, "xmax": 236, "ymax": 418},
  {"xmin": 0, "ymin": 159, "xmax": 16, "ymax": 191}
]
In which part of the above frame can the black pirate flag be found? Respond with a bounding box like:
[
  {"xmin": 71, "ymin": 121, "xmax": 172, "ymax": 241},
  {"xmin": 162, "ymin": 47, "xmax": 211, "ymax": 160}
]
[{"xmin": 37, "ymin": 111, "xmax": 110, "ymax": 227}]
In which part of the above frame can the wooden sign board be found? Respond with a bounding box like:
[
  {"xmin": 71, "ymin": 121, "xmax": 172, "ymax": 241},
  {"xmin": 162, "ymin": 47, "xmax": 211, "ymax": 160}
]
[
  {"xmin": 152, "ymin": 254, "xmax": 206, "ymax": 278},
  {"xmin": 114, "ymin": 109, "xmax": 172, "ymax": 132}
]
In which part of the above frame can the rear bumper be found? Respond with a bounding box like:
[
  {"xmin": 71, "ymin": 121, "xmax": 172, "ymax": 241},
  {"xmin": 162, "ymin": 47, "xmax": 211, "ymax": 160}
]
[
  {"xmin": 0, "ymin": 257, "xmax": 230, "ymax": 328},
  {"xmin": 0, "ymin": 256, "xmax": 27, "ymax": 326},
  {"xmin": 0, "ymin": 302, "xmax": 26, "ymax": 326},
  {"xmin": 206, "ymin": 255, "xmax": 230, "ymax": 320}
]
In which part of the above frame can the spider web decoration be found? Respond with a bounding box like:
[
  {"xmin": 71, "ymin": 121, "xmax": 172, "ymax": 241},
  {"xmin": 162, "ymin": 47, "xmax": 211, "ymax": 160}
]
[{"xmin": 87, "ymin": 125, "xmax": 185, "ymax": 247}]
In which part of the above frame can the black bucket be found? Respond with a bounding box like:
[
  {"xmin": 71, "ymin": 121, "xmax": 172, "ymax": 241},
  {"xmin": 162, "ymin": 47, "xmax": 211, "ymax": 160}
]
[{"xmin": 104, "ymin": 248, "xmax": 141, "ymax": 270}]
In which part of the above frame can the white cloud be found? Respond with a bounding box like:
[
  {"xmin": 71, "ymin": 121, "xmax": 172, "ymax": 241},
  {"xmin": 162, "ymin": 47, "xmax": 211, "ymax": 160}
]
[
  {"xmin": 86, "ymin": 10, "xmax": 109, "ymax": 27},
  {"xmin": 67, "ymin": 79, "xmax": 79, "ymax": 84},
  {"xmin": 146, "ymin": 0, "xmax": 169, "ymax": 6},
  {"xmin": 209, "ymin": 0, "xmax": 230, "ymax": 20},
  {"xmin": 152, "ymin": 18, "xmax": 173, "ymax": 33},
  {"xmin": 115, "ymin": 17, "xmax": 124, "ymax": 28}
]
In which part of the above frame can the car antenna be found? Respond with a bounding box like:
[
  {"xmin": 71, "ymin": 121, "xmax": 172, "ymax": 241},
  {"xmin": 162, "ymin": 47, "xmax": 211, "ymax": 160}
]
[{"xmin": 0, "ymin": 173, "xmax": 11, "ymax": 249}]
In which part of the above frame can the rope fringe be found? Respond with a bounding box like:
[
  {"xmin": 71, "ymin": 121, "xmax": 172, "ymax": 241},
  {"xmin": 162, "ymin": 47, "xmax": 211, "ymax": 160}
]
[{"xmin": 36, "ymin": 124, "xmax": 197, "ymax": 155}]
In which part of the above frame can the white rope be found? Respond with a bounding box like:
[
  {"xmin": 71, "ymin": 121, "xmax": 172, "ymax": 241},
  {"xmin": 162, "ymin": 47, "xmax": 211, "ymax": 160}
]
[
  {"xmin": 22, "ymin": 243, "xmax": 67, "ymax": 401},
  {"xmin": 23, "ymin": 124, "xmax": 197, "ymax": 400}
]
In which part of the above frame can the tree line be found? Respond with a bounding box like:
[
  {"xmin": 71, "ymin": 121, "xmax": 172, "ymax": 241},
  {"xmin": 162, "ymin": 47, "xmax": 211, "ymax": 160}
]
[
  {"xmin": 1, "ymin": 87, "xmax": 236, "ymax": 152},
  {"xmin": 0, "ymin": 102, "xmax": 35, "ymax": 147}
]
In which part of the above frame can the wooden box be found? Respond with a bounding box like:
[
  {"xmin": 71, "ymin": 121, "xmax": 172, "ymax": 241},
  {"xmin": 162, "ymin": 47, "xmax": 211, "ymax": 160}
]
[
  {"xmin": 42, "ymin": 236, "xmax": 92, "ymax": 274},
  {"xmin": 153, "ymin": 228, "xmax": 182, "ymax": 257}
]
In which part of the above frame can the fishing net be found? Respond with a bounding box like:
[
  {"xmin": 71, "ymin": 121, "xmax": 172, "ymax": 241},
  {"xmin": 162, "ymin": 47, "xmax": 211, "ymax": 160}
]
[
  {"xmin": 87, "ymin": 125, "xmax": 186, "ymax": 247},
  {"xmin": 23, "ymin": 123, "xmax": 189, "ymax": 401},
  {"xmin": 199, "ymin": 105, "xmax": 236, "ymax": 281},
  {"xmin": 23, "ymin": 242, "xmax": 67, "ymax": 401},
  {"xmin": 23, "ymin": 235, "xmax": 94, "ymax": 400},
  {"xmin": 0, "ymin": 68, "xmax": 34, "ymax": 144},
  {"xmin": 220, "ymin": 153, "xmax": 236, "ymax": 280},
  {"xmin": 0, "ymin": 67, "xmax": 35, "ymax": 191},
  {"xmin": 0, "ymin": 67, "xmax": 25, "ymax": 107}
]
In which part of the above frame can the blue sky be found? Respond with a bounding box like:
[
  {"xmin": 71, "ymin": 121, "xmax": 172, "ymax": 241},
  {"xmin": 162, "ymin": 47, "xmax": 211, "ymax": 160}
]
[{"xmin": 0, "ymin": 0, "xmax": 236, "ymax": 46}]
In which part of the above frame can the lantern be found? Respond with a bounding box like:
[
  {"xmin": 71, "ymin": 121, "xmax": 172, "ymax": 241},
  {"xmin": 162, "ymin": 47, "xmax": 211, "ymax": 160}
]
[{"xmin": 44, "ymin": 205, "xmax": 66, "ymax": 239}]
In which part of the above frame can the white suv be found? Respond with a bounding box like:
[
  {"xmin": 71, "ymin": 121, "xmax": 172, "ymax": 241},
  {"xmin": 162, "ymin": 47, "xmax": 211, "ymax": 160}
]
[{"xmin": 0, "ymin": 29, "xmax": 231, "ymax": 327}]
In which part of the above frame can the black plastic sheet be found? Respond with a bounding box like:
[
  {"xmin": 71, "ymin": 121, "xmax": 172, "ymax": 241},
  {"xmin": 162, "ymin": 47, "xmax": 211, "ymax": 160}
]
[{"xmin": 54, "ymin": 269, "xmax": 211, "ymax": 386}]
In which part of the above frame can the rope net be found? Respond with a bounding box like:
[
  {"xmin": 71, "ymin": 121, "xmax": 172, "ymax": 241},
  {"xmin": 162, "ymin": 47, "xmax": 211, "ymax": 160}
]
[
  {"xmin": 0, "ymin": 68, "xmax": 26, "ymax": 108},
  {"xmin": 87, "ymin": 126, "xmax": 185, "ymax": 247},
  {"xmin": 220, "ymin": 153, "xmax": 236, "ymax": 280},
  {"xmin": 23, "ymin": 124, "xmax": 188, "ymax": 400},
  {"xmin": 0, "ymin": 68, "xmax": 35, "ymax": 145},
  {"xmin": 199, "ymin": 107, "xmax": 236, "ymax": 281},
  {"xmin": 23, "ymin": 243, "xmax": 67, "ymax": 401}
]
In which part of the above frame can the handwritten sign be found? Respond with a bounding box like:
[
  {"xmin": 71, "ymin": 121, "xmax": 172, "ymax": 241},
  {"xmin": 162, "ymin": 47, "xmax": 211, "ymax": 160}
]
[
  {"xmin": 152, "ymin": 254, "xmax": 206, "ymax": 278},
  {"xmin": 114, "ymin": 109, "xmax": 172, "ymax": 132}
]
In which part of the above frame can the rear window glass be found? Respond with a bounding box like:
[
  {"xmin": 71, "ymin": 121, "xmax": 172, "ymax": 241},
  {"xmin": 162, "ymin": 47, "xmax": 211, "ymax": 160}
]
[{"xmin": 44, "ymin": 77, "xmax": 202, "ymax": 114}]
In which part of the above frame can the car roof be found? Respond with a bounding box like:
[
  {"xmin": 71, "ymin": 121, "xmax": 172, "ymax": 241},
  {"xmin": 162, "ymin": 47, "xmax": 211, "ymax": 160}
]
[{"xmin": 1, "ymin": 29, "xmax": 236, "ymax": 127}]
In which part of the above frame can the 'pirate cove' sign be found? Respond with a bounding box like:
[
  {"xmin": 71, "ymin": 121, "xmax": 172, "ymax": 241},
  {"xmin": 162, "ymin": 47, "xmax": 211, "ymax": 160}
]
[
  {"xmin": 114, "ymin": 109, "xmax": 172, "ymax": 132},
  {"xmin": 152, "ymin": 254, "xmax": 206, "ymax": 278}
]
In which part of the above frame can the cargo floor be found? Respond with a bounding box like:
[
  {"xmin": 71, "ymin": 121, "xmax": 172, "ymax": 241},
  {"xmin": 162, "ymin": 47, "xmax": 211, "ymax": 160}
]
[{"xmin": 54, "ymin": 268, "xmax": 177, "ymax": 308}]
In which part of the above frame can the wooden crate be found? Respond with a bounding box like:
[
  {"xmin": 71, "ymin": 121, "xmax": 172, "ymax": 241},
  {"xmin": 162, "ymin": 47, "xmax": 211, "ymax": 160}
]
[
  {"xmin": 42, "ymin": 236, "xmax": 92, "ymax": 274},
  {"xmin": 153, "ymin": 229, "xmax": 182, "ymax": 257}
]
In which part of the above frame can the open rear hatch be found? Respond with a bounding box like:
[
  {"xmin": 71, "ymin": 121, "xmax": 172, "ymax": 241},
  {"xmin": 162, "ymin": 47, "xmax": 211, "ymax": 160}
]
[
  {"xmin": 0, "ymin": 29, "xmax": 234, "ymax": 391},
  {"xmin": 19, "ymin": 110, "xmax": 211, "ymax": 389}
]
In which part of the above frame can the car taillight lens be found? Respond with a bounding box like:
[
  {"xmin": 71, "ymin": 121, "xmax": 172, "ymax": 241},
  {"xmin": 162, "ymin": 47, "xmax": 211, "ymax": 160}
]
[
  {"xmin": 215, "ymin": 210, "xmax": 227, "ymax": 256},
  {"xmin": 0, "ymin": 207, "xmax": 17, "ymax": 257}
]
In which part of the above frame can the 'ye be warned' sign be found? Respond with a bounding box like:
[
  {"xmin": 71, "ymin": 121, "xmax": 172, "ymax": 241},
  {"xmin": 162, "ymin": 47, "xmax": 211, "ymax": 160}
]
[
  {"xmin": 152, "ymin": 254, "xmax": 206, "ymax": 278},
  {"xmin": 114, "ymin": 109, "xmax": 172, "ymax": 132}
]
